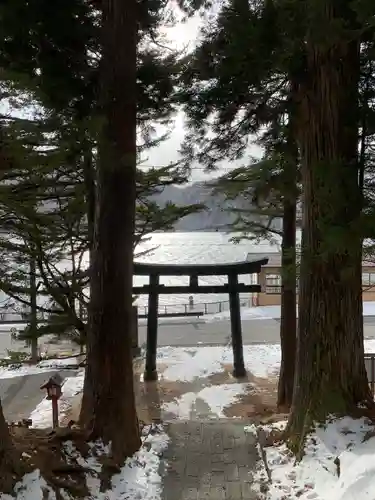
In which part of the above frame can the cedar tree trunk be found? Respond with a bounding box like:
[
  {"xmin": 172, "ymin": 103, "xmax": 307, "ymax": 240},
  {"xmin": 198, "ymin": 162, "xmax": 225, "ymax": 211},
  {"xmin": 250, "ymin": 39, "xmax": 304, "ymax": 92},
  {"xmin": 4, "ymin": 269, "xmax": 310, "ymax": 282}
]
[
  {"xmin": 277, "ymin": 197, "xmax": 296, "ymax": 408},
  {"xmin": 0, "ymin": 402, "xmax": 19, "ymax": 494},
  {"xmin": 29, "ymin": 254, "xmax": 39, "ymax": 363},
  {"xmin": 287, "ymin": 1, "xmax": 372, "ymax": 449},
  {"xmin": 80, "ymin": 0, "xmax": 141, "ymax": 461}
]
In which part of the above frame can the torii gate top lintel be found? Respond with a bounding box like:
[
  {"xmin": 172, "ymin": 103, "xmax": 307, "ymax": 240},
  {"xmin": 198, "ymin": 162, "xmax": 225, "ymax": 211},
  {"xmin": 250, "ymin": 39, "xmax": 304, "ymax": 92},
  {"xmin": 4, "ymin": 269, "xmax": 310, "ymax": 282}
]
[{"xmin": 134, "ymin": 257, "xmax": 269, "ymax": 276}]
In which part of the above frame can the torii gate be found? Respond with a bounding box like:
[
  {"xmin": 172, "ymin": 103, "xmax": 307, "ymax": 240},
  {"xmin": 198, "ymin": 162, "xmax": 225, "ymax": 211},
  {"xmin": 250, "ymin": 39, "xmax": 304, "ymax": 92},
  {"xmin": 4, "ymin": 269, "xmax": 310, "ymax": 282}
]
[{"xmin": 133, "ymin": 257, "xmax": 268, "ymax": 381}]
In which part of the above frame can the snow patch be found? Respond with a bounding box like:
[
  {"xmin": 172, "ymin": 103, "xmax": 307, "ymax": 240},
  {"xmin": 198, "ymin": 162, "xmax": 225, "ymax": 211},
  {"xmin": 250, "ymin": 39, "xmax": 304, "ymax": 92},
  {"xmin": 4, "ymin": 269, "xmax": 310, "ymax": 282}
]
[
  {"xmin": 0, "ymin": 355, "xmax": 82, "ymax": 380},
  {"xmin": 164, "ymin": 392, "xmax": 197, "ymax": 419},
  {"xmin": 0, "ymin": 365, "xmax": 50, "ymax": 379},
  {"xmin": 158, "ymin": 341, "xmax": 375, "ymax": 384},
  {"xmin": 37, "ymin": 356, "xmax": 82, "ymax": 369},
  {"xmin": 204, "ymin": 301, "xmax": 375, "ymax": 322},
  {"xmin": 159, "ymin": 344, "xmax": 280, "ymax": 382},
  {"xmin": 4, "ymin": 425, "xmax": 169, "ymax": 499},
  {"xmin": 67, "ymin": 425, "xmax": 169, "ymax": 499},
  {"xmin": 254, "ymin": 416, "xmax": 375, "ymax": 500},
  {"xmin": 197, "ymin": 383, "xmax": 249, "ymax": 417},
  {"xmin": 164, "ymin": 383, "xmax": 250, "ymax": 419},
  {"xmin": 1, "ymin": 469, "xmax": 56, "ymax": 500}
]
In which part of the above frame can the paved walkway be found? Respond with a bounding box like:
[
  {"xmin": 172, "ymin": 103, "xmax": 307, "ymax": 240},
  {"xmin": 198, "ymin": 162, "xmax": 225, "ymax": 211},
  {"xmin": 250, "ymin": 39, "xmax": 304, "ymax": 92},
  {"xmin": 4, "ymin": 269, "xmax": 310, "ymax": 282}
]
[{"xmin": 161, "ymin": 421, "xmax": 260, "ymax": 500}]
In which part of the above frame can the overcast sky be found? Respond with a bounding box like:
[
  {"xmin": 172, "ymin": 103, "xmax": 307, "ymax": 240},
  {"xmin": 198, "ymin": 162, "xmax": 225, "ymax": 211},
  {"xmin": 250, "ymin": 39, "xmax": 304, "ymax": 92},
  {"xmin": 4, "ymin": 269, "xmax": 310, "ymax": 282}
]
[{"xmin": 141, "ymin": 13, "xmax": 262, "ymax": 182}]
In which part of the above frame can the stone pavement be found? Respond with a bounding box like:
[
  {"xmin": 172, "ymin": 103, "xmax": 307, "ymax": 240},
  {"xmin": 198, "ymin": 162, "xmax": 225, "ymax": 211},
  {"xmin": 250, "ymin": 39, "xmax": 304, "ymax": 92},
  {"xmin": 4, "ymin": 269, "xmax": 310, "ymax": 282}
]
[{"xmin": 161, "ymin": 421, "xmax": 260, "ymax": 500}]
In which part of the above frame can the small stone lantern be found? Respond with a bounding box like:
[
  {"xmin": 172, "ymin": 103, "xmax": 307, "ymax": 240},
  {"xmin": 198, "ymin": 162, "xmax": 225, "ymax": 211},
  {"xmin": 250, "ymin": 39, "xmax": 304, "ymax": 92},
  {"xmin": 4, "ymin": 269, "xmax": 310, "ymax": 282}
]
[{"xmin": 40, "ymin": 374, "xmax": 63, "ymax": 428}]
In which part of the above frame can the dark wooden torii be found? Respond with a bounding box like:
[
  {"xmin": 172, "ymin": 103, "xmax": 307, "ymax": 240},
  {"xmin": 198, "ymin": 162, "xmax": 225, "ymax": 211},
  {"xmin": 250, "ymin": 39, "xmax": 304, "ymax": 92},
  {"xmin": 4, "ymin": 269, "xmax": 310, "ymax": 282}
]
[{"xmin": 133, "ymin": 257, "xmax": 268, "ymax": 381}]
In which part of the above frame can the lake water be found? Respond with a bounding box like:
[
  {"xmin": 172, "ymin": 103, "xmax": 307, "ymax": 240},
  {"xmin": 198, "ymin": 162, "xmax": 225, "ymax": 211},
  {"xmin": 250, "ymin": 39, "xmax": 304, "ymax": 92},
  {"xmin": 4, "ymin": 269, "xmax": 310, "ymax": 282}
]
[
  {"xmin": 134, "ymin": 232, "xmax": 281, "ymax": 312},
  {"xmin": 0, "ymin": 231, "xmax": 282, "ymax": 320}
]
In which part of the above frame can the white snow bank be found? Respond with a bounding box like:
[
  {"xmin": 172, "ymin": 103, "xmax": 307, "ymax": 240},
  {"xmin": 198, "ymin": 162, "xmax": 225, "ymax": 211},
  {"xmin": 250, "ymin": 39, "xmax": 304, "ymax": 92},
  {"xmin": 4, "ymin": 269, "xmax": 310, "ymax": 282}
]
[
  {"xmin": 74, "ymin": 425, "xmax": 169, "ymax": 500},
  {"xmin": 164, "ymin": 383, "xmax": 251, "ymax": 419},
  {"xmin": 37, "ymin": 356, "xmax": 83, "ymax": 369},
  {"xmin": 0, "ymin": 355, "xmax": 82, "ymax": 380},
  {"xmin": 1, "ymin": 469, "xmax": 54, "ymax": 500},
  {"xmin": 2, "ymin": 425, "xmax": 169, "ymax": 500},
  {"xmin": 252, "ymin": 416, "xmax": 375, "ymax": 500},
  {"xmin": 0, "ymin": 364, "xmax": 50, "ymax": 379},
  {"xmin": 107, "ymin": 430, "xmax": 168, "ymax": 500},
  {"xmin": 0, "ymin": 323, "xmax": 27, "ymax": 333},
  {"xmin": 157, "ymin": 341, "xmax": 375, "ymax": 384},
  {"xmin": 205, "ymin": 301, "xmax": 375, "ymax": 322},
  {"xmin": 30, "ymin": 370, "xmax": 84, "ymax": 428}
]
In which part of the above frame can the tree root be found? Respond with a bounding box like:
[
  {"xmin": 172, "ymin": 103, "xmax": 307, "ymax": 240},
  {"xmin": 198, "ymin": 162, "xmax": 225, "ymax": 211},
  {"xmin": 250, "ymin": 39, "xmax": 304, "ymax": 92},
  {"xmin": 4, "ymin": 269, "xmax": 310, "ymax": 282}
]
[
  {"xmin": 51, "ymin": 464, "xmax": 91, "ymax": 475},
  {"xmin": 45, "ymin": 473, "xmax": 89, "ymax": 498},
  {"xmin": 256, "ymin": 428, "xmax": 272, "ymax": 483},
  {"xmin": 285, "ymin": 408, "xmax": 313, "ymax": 461},
  {"xmin": 49, "ymin": 427, "xmax": 90, "ymax": 442}
]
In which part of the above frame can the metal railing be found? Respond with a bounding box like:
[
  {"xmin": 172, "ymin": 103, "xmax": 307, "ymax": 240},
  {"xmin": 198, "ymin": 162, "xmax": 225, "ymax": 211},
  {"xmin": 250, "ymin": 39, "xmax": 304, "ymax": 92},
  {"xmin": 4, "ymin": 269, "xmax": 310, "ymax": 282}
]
[
  {"xmin": 264, "ymin": 285, "xmax": 300, "ymax": 294},
  {"xmin": 138, "ymin": 297, "xmax": 254, "ymax": 317},
  {"xmin": 0, "ymin": 296, "xmax": 255, "ymax": 324}
]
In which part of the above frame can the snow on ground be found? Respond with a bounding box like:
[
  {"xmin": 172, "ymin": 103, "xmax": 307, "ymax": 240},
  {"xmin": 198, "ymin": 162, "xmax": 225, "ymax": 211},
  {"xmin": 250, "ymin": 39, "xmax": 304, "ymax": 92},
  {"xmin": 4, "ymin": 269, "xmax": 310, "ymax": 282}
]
[
  {"xmin": 68, "ymin": 426, "xmax": 169, "ymax": 500},
  {"xmin": 197, "ymin": 383, "xmax": 249, "ymax": 416},
  {"xmin": 164, "ymin": 383, "xmax": 251, "ymax": 419},
  {"xmin": 0, "ymin": 323, "xmax": 27, "ymax": 332},
  {"xmin": 157, "ymin": 340, "xmax": 375, "ymax": 383},
  {"xmin": 204, "ymin": 301, "xmax": 375, "ymax": 322},
  {"xmin": 30, "ymin": 370, "xmax": 84, "ymax": 428},
  {"xmin": 156, "ymin": 345, "xmax": 280, "ymax": 419},
  {"xmin": 2, "ymin": 425, "xmax": 169, "ymax": 500},
  {"xmin": 37, "ymin": 356, "xmax": 83, "ymax": 369},
  {"xmin": 156, "ymin": 342, "xmax": 375, "ymax": 420},
  {"xmin": 0, "ymin": 356, "xmax": 82, "ymax": 379},
  {"xmin": 251, "ymin": 416, "xmax": 375, "ymax": 500},
  {"xmin": 158, "ymin": 344, "xmax": 281, "ymax": 382},
  {"xmin": 1, "ymin": 470, "xmax": 53, "ymax": 500},
  {"xmin": 0, "ymin": 364, "xmax": 50, "ymax": 379}
]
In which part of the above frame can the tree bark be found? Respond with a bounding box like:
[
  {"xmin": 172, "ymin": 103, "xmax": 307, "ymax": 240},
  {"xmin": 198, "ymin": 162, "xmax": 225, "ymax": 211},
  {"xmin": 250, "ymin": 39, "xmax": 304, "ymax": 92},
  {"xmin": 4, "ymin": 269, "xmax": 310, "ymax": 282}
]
[
  {"xmin": 82, "ymin": 143, "xmax": 96, "ymax": 256},
  {"xmin": 277, "ymin": 198, "xmax": 296, "ymax": 408},
  {"xmin": 80, "ymin": 142, "xmax": 95, "ymax": 350},
  {"xmin": 287, "ymin": 1, "xmax": 373, "ymax": 450},
  {"xmin": 80, "ymin": 0, "xmax": 141, "ymax": 462},
  {"xmin": 29, "ymin": 254, "xmax": 39, "ymax": 363},
  {"xmin": 0, "ymin": 402, "xmax": 19, "ymax": 494}
]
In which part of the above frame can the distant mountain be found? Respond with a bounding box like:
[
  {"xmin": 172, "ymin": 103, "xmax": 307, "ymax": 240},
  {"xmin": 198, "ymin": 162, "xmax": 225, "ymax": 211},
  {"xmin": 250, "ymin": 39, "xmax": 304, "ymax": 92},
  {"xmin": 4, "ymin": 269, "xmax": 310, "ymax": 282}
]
[{"xmin": 152, "ymin": 181, "xmax": 282, "ymax": 232}]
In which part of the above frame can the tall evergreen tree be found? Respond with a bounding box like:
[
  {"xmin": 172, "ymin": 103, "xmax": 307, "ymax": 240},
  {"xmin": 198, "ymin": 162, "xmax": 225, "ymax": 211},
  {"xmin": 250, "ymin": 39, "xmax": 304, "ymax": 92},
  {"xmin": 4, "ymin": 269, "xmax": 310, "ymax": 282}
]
[
  {"xmin": 78, "ymin": 0, "xmax": 141, "ymax": 459},
  {"xmin": 286, "ymin": 0, "xmax": 374, "ymax": 449}
]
